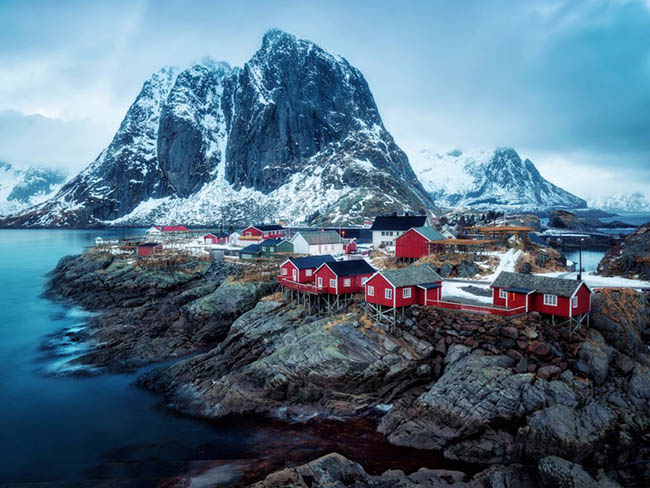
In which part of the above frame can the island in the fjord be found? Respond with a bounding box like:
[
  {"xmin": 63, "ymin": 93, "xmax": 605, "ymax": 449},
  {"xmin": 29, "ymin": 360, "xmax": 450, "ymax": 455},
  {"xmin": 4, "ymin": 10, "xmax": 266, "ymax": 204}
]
[{"xmin": 43, "ymin": 219, "xmax": 650, "ymax": 488}]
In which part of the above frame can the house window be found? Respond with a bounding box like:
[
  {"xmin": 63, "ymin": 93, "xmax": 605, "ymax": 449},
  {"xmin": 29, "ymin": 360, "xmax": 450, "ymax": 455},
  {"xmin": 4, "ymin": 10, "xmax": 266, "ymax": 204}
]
[
  {"xmin": 385, "ymin": 288, "xmax": 392, "ymax": 299},
  {"xmin": 403, "ymin": 287, "xmax": 411, "ymax": 299},
  {"xmin": 246, "ymin": 232, "xmax": 251, "ymax": 236},
  {"xmin": 344, "ymin": 278, "xmax": 351, "ymax": 287},
  {"xmin": 499, "ymin": 289, "xmax": 507, "ymax": 299},
  {"xmin": 282, "ymin": 268, "xmax": 287, "ymax": 275},
  {"xmin": 270, "ymin": 246, "xmax": 275, "ymax": 252},
  {"xmin": 381, "ymin": 231, "xmax": 386, "ymax": 236},
  {"xmin": 329, "ymin": 279, "xmax": 336, "ymax": 288},
  {"xmin": 544, "ymin": 294, "xmax": 558, "ymax": 306},
  {"xmin": 361, "ymin": 277, "xmax": 368, "ymax": 285},
  {"xmin": 368, "ymin": 285, "xmax": 374, "ymax": 296},
  {"xmin": 318, "ymin": 277, "xmax": 323, "ymax": 288},
  {"xmin": 306, "ymin": 269, "xmax": 312, "ymax": 276},
  {"xmin": 572, "ymin": 295, "xmax": 578, "ymax": 308}
]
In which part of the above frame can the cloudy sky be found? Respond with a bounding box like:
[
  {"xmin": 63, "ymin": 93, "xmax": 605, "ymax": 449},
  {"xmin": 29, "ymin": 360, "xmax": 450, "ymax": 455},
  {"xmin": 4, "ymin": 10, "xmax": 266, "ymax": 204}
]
[{"xmin": 1, "ymin": 0, "xmax": 649, "ymax": 200}]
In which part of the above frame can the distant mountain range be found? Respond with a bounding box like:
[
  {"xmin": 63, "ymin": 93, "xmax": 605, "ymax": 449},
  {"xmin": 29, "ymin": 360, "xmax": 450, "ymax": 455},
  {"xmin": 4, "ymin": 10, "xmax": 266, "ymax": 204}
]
[
  {"xmin": 588, "ymin": 192, "xmax": 650, "ymax": 213},
  {"xmin": 0, "ymin": 29, "xmax": 434, "ymax": 228},
  {"xmin": 0, "ymin": 162, "xmax": 67, "ymax": 216},
  {"xmin": 409, "ymin": 147, "xmax": 587, "ymax": 211}
]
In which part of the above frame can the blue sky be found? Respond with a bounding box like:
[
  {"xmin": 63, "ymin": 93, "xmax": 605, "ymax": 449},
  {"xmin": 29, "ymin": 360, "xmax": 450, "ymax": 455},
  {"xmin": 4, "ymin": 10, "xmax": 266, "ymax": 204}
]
[{"xmin": 1, "ymin": 0, "xmax": 649, "ymax": 200}]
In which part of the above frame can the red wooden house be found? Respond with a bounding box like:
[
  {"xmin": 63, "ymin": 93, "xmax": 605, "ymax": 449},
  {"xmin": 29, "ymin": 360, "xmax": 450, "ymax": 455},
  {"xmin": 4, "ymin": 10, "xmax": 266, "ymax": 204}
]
[
  {"xmin": 365, "ymin": 264, "xmax": 443, "ymax": 310},
  {"xmin": 490, "ymin": 272, "xmax": 592, "ymax": 322},
  {"xmin": 203, "ymin": 231, "xmax": 229, "ymax": 245},
  {"xmin": 395, "ymin": 227, "xmax": 446, "ymax": 259},
  {"xmin": 153, "ymin": 225, "xmax": 188, "ymax": 232},
  {"xmin": 279, "ymin": 255, "xmax": 336, "ymax": 283},
  {"xmin": 240, "ymin": 224, "xmax": 286, "ymax": 241},
  {"xmin": 137, "ymin": 242, "xmax": 162, "ymax": 256},
  {"xmin": 343, "ymin": 239, "xmax": 357, "ymax": 254},
  {"xmin": 314, "ymin": 260, "xmax": 375, "ymax": 295}
]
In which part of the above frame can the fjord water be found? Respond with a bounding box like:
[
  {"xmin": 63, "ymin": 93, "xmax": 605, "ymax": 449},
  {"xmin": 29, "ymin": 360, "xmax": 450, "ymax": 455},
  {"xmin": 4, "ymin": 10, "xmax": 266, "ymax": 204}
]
[
  {"xmin": 0, "ymin": 229, "xmax": 446, "ymax": 486},
  {"xmin": 0, "ymin": 229, "xmax": 256, "ymax": 485}
]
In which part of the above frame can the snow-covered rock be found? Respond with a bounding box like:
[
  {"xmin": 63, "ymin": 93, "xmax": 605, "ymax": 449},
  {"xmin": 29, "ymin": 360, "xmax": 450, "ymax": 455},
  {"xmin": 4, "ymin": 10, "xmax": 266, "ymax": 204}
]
[
  {"xmin": 410, "ymin": 148, "xmax": 586, "ymax": 211},
  {"xmin": 588, "ymin": 192, "xmax": 650, "ymax": 213},
  {"xmin": 2, "ymin": 29, "xmax": 434, "ymax": 228},
  {"xmin": 0, "ymin": 162, "xmax": 66, "ymax": 216}
]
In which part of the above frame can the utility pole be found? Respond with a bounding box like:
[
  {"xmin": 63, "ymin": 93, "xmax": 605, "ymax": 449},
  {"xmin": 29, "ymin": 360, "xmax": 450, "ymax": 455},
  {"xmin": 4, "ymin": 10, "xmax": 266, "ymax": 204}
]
[{"xmin": 578, "ymin": 237, "xmax": 584, "ymax": 281}]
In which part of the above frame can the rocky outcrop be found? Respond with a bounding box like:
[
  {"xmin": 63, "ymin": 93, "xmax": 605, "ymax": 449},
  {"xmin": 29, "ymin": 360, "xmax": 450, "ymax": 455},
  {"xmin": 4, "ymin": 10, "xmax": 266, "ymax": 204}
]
[
  {"xmin": 43, "ymin": 252, "xmax": 274, "ymax": 372},
  {"xmin": 538, "ymin": 456, "xmax": 622, "ymax": 488},
  {"xmin": 248, "ymin": 452, "xmax": 540, "ymax": 488},
  {"xmin": 548, "ymin": 210, "xmax": 585, "ymax": 231},
  {"xmin": 597, "ymin": 222, "xmax": 650, "ymax": 280},
  {"xmin": 139, "ymin": 299, "xmax": 432, "ymax": 419}
]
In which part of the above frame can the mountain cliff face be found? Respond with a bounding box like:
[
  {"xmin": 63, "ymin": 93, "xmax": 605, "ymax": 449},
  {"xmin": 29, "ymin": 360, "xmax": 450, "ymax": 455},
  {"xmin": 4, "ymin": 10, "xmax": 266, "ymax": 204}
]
[
  {"xmin": 2, "ymin": 30, "xmax": 434, "ymax": 228},
  {"xmin": 410, "ymin": 148, "xmax": 587, "ymax": 210},
  {"xmin": 0, "ymin": 162, "xmax": 67, "ymax": 216}
]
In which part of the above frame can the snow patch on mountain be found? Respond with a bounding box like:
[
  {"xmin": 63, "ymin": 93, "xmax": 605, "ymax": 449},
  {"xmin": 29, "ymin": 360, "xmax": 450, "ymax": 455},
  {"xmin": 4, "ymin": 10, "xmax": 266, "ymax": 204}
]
[
  {"xmin": 0, "ymin": 162, "xmax": 67, "ymax": 216},
  {"xmin": 410, "ymin": 147, "xmax": 586, "ymax": 211},
  {"xmin": 588, "ymin": 192, "xmax": 650, "ymax": 213}
]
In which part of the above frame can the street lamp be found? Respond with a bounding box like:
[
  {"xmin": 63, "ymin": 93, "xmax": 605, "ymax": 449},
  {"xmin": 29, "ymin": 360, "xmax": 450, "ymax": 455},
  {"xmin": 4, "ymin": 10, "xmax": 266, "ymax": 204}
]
[{"xmin": 578, "ymin": 237, "xmax": 584, "ymax": 281}]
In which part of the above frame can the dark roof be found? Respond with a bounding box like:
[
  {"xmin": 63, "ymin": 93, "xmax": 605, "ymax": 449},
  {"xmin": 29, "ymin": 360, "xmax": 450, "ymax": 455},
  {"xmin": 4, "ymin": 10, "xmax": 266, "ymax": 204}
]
[
  {"xmin": 408, "ymin": 226, "xmax": 445, "ymax": 241},
  {"xmin": 139, "ymin": 242, "xmax": 161, "ymax": 247},
  {"xmin": 505, "ymin": 286, "xmax": 535, "ymax": 294},
  {"xmin": 239, "ymin": 244, "xmax": 261, "ymax": 254},
  {"xmin": 491, "ymin": 271, "xmax": 583, "ymax": 298},
  {"xmin": 320, "ymin": 260, "xmax": 375, "ymax": 277},
  {"xmin": 380, "ymin": 264, "xmax": 443, "ymax": 288},
  {"xmin": 251, "ymin": 224, "xmax": 284, "ymax": 231},
  {"xmin": 370, "ymin": 215, "xmax": 427, "ymax": 231},
  {"xmin": 260, "ymin": 238, "xmax": 284, "ymax": 247},
  {"xmin": 418, "ymin": 282, "xmax": 442, "ymax": 289},
  {"xmin": 294, "ymin": 231, "xmax": 341, "ymax": 245},
  {"xmin": 288, "ymin": 255, "xmax": 336, "ymax": 269}
]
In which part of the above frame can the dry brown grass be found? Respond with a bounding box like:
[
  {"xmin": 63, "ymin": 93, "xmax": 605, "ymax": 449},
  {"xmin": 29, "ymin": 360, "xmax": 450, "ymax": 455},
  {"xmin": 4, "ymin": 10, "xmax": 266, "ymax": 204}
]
[{"xmin": 261, "ymin": 291, "xmax": 283, "ymax": 301}]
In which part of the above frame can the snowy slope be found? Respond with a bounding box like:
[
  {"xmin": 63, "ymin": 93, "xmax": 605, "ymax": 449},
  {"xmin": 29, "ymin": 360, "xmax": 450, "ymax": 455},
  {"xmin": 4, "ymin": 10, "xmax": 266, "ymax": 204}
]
[
  {"xmin": 0, "ymin": 162, "xmax": 66, "ymax": 216},
  {"xmin": 588, "ymin": 192, "xmax": 650, "ymax": 213},
  {"xmin": 3, "ymin": 30, "xmax": 434, "ymax": 228},
  {"xmin": 410, "ymin": 148, "xmax": 586, "ymax": 210}
]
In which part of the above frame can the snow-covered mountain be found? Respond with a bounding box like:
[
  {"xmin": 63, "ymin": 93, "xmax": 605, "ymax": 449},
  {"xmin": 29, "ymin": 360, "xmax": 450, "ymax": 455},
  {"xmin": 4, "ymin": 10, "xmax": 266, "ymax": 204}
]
[
  {"xmin": 1, "ymin": 29, "xmax": 434, "ymax": 228},
  {"xmin": 588, "ymin": 192, "xmax": 650, "ymax": 213},
  {"xmin": 0, "ymin": 162, "xmax": 67, "ymax": 216},
  {"xmin": 409, "ymin": 148, "xmax": 586, "ymax": 210}
]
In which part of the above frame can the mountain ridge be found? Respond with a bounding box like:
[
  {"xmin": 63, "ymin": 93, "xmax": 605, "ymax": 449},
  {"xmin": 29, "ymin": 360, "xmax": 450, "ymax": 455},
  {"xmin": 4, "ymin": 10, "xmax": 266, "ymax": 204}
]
[
  {"xmin": 1, "ymin": 30, "xmax": 435, "ymax": 228},
  {"xmin": 0, "ymin": 161, "xmax": 67, "ymax": 217},
  {"xmin": 409, "ymin": 147, "xmax": 587, "ymax": 211}
]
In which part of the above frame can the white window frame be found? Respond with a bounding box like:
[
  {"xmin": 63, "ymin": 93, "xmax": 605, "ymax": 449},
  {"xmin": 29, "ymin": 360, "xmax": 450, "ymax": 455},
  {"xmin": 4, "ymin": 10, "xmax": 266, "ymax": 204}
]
[
  {"xmin": 572, "ymin": 295, "xmax": 578, "ymax": 308},
  {"xmin": 403, "ymin": 287, "xmax": 411, "ymax": 299},
  {"xmin": 367, "ymin": 285, "xmax": 374, "ymax": 296},
  {"xmin": 282, "ymin": 268, "xmax": 287, "ymax": 275},
  {"xmin": 270, "ymin": 246, "xmax": 275, "ymax": 252},
  {"xmin": 385, "ymin": 288, "xmax": 392, "ymax": 299},
  {"xmin": 543, "ymin": 294, "xmax": 557, "ymax": 306},
  {"xmin": 344, "ymin": 278, "xmax": 351, "ymax": 287},
  {"xmin": 318, "ymin": 277, "xmax": 323, "ymax": 288},
  {"xmin": 306, "ymin": 269, "xmax": 312, "ymax": 276},
  {"xmin": 329, "ymin": 279, "xmax": 336, "ymax": 288},
  {"xmin": 499, "ymin": 289, "xmax": 507, "ymax": 299}
]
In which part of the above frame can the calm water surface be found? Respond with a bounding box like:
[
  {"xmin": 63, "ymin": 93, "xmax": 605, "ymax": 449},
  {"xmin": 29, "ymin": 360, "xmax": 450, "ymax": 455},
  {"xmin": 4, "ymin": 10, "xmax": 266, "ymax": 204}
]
[{"xmin": 0, "ymin": 229, "xmax": 455, "ymax": 486}]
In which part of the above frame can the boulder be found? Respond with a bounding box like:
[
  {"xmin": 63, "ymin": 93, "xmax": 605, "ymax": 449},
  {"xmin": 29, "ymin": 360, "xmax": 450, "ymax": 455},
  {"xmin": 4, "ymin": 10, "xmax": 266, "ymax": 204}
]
[{"xmin": 538, "ymin": 456, "xmax": 621, "ymax": 488}]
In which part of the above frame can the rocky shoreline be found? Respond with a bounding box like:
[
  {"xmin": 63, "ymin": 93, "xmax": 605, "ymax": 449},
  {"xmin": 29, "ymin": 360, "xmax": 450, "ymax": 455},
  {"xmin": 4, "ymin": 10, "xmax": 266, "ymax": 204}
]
[{"xmin": 44, "ymin": 252, "xmax": 650, "ymax": 486}]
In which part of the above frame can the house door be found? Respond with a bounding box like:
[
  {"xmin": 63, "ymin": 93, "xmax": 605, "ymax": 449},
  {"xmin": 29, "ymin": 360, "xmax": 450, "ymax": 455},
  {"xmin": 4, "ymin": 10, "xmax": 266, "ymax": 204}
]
[{"xmin": 292, "ymin": 269, "xmax": 297, "ymax": 281}]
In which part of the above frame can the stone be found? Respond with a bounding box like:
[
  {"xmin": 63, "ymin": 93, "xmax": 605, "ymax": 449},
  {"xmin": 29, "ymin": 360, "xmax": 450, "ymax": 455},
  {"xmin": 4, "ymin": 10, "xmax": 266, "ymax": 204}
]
[
  {"xmin": 537, "ymin": 365, "xmax": 561, "ymax": 380},
  {"xmin": 529, "ymin": 341, "xmax": 551, "ymax": 357},
  {"xmin": 501, "ymin": 326, "xmax": 519, "ymax": 339},
  {"xmin": 538, "ymin": 456, "xmax": 600, "ymax": 488},
  {"xmin": 417, "ymin": 364, "xmax": 433, "ymax": 378},
  {"xmin": 444, "ymin": 344, "xmax": 471, "ymax": 365}
]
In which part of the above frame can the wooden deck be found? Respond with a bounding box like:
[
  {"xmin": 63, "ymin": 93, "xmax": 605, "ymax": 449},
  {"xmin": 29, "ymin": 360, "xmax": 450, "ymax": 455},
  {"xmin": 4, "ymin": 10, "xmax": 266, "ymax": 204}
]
[
  {"xmin": 276, "ymin": 276, "xmax": 324, "ymax": 295},
  {"xmin": 429, "ymin": 299, "xmax": 526, "ymax": 317}
]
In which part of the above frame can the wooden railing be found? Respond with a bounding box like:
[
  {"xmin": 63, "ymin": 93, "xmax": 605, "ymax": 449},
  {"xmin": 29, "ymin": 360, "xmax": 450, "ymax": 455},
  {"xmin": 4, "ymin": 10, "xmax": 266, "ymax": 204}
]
[
  {"xmin": 276, "ymin": 276, "xmax": 324, "ymax": 294},
  {"xmin": 429, "ymin": 300, "xmax": 526, "ymax": 317}
]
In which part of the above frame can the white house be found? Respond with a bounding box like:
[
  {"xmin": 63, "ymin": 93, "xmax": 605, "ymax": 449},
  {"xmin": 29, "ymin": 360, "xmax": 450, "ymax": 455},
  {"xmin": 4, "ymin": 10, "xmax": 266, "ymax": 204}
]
[
  {"xmin": 290, "ymin": 230, "xmax": 344, "ymax": 255},
  {"xmin": 370, "ymin": 215, "xmax": 428, "ymax": 248}
]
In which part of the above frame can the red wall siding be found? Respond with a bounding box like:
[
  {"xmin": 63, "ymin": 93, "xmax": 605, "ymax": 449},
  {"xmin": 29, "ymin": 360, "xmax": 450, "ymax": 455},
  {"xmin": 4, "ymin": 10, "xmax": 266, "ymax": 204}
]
[
  {"xmin": 281, "ymin": 261, "xmax": 316, "ymax": 283},
  {"xmin": 365, "ymin": 274, "xmax": 395, "ymax": 307},
  {"xmin": 137, "ymin": 245, "xmax": 161, "ymax": 256},
  {"xmin": 493, "ymin": 287, "xmax": 507, "ymax": 307},
  {"xmin": 242, "ymin": 226, "xmax": 263, "ymax": 238},
  {"xmin": 570, "ymin": 284, "xmax": 591, "ymax": 316},
  {"xmin": 394, "ymin": 285, "xmax": 418, "ymax": 307},
  {"xmin": 395, "ymin": 229, "xmax": 429, "ymax": 259},
  {"xmin": 316, "ymin": 266, "xmax": 373, "ymax": 294},
  {"xmin": 315, "ymin": 266, "xmax": 337, "ymax": 293},
  {"xmin": 531, "ymin": 293, "xmax": 571, "ymax": 317},
  {"xmin": 344, "ymin": 241, "xmax": 357, "ymax": 254}
]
